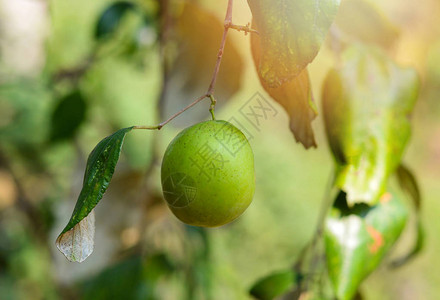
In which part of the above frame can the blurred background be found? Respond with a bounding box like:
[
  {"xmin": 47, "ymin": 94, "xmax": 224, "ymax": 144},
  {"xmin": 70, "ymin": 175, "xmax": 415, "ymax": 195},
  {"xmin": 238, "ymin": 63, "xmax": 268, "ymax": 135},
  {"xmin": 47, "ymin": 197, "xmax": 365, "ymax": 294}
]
[{"xmin": 0, "ymin": 0, "xmax": 439, "ymax": 299}]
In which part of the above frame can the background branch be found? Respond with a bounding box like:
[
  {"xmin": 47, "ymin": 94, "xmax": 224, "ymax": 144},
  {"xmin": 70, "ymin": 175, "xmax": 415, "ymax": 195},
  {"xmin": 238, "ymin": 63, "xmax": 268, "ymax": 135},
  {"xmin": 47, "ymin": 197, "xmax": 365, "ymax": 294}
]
[{"xmin": 135, "ymin": 0, "xmax": 235, "ymax": 130}]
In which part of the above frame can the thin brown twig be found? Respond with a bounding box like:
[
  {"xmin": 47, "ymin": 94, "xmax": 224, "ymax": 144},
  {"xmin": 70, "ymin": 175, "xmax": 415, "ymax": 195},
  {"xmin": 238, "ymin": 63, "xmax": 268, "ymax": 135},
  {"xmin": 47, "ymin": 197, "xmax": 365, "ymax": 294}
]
[
  {"xmin": 134, "ymin": 93, "xmax": 209, "ymax": 130},
  {"xmin": 52, "ymin": 55, "xmax": 95, "ymax": 84},
  {"xmin": 207, "ymin": 0, "xmax": 233, "ymax": 96},
  {"xmin": 134, "ymin": 0, "xmax": 235, "ymax": 131},
  {"xmin": 52, "ymin": 1, "xmax": 249, "ymax": 133}
]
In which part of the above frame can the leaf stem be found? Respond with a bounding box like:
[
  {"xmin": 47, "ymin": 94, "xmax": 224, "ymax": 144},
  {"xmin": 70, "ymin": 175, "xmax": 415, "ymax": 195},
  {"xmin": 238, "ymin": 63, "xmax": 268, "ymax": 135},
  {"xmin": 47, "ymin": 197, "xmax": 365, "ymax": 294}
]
[
  {"xmin": 133, "ymin": 125, "xmax": 161, "ymax": 130},
  {"xmin": 134, "ymin": 0, "xmax": 236, "ymax": 131},
  {"xmin": 158, "ymin": 94, "xmax": 210, "ymax": 128}
]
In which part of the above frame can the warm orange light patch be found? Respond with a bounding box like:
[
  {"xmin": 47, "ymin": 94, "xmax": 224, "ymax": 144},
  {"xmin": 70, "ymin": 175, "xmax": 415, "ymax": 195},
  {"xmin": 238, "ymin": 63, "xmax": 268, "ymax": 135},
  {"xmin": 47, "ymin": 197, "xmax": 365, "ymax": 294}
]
[
  {"xmin": 366, "ymin": 225, "xmax": 384, "ymax": 254},
  {"xmin": 380, "ymin": 192, "xmax": 392, "ymax": 204}
]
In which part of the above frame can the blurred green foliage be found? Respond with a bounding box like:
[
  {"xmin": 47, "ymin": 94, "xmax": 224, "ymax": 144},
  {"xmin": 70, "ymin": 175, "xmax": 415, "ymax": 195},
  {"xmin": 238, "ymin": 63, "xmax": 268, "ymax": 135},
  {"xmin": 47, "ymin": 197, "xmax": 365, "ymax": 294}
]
[
  {"xmin": 249, "ymin": 270, "xmax": 297, "ymax": 300},
  {"xmin": 50, "ymin": 91, "xmax": 87, "ymax": 142},
  {"xmin": 0, "ymin": 0, "xmax": 439, "ymax": 299}
]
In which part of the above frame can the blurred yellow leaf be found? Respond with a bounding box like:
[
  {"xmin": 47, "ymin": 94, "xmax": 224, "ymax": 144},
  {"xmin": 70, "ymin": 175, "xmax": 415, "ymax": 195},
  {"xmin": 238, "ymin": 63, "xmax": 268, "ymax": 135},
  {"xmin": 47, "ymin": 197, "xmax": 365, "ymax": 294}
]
[{"xmin": 334, "ymin": 0, "xmax": 399, "ymax": 50}]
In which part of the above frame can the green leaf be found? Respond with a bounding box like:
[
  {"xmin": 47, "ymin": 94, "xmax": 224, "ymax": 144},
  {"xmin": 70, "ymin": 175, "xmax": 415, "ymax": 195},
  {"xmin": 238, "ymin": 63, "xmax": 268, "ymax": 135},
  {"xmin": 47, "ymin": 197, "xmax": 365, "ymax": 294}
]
[
  {"xmin": 390, "ymin": 165, "xmax": 425, "ymax": 268},
  {"xmin": 322, "ymin": 45, "xmax": 420, "ymax": 206},
  {"xmin": 249, "ymin": 270, "xmax": 297, "ymax": 300},
  {"xmin": 247, "ymin": 0, "xmax": 340, "ymax": 87},
  {"xmin": 95, "ymin": 1, "xmax": 136, "ymax": 40},
  {"xmin": 56, "ymin": 127, "xmax": 133, "ymax": 262},
  {"xmin": 334, "ymin": 0, "xmax": 399, "ymax": 50},
  {"xmin": 251, "ymin": 23, "xmax": 317, "ymax": 149},
  {"xmin": 325, "ymin": 190, "xmax": 408, "ymax": 300},
  {"xmin": 61, "ymin": 127, "xmax": 133, "ymax": 234},
  {"xmin": 50, "ymin": 90, "xmax": 87, "ymax": 142}
]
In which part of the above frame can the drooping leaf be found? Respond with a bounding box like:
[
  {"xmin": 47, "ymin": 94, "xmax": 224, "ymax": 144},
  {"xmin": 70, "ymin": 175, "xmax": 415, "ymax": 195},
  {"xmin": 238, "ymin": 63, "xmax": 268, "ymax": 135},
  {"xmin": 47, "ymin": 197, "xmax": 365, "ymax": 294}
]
[
  {"xmin": 95, "ymin": 1, "xmax": 137, "ymax": 40},
  {"xmin": 50, "ymin": 90, "xmax": 87, "ymax": 142},
  {"xmin": 247, "ymin": 0, "xmax": 340, "ymax": 87},
  {"xmin": 390, "ymin": 164, "xmax": 425, "ymax": 268},
  {"xmin": 56, "ymin": 127, "xmax": 133, "ymax": 262},
  {"xmin": 249, "ymin": 270, "xmax": 297, "ymax": 300},
  {"xmin": 162, "ymin": 2, "xmax": 244, "ymax": 126},
  {"xmin": 251, "ymin": 26, "xmax": 317, "ymax": 148},
  {"xmin": 334, "ymin": 0, "xmax": 399, "ymax": 50},
  {"xmin": 322, "ymin": 46, "xmax": 419, "ymax": 206},
  {"xmin": 325, "ymin": 190, "xmax": 408, "ymax": 300}
]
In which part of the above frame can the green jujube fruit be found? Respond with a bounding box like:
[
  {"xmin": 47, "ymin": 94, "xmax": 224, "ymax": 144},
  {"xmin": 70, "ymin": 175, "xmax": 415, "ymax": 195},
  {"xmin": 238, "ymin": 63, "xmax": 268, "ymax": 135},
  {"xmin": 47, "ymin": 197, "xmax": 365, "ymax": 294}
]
[{"xmin": 161, "ymin": 120, "xmax": 255, "ymax": 227}]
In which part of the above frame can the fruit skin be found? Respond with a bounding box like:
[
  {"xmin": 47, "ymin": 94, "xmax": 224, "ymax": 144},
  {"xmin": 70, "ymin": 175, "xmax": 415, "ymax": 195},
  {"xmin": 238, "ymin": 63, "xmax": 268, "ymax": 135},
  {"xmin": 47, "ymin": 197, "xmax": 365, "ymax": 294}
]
[{"xmin": 161, "ymin": 120, "xmax": 255, "ymax": 227}]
